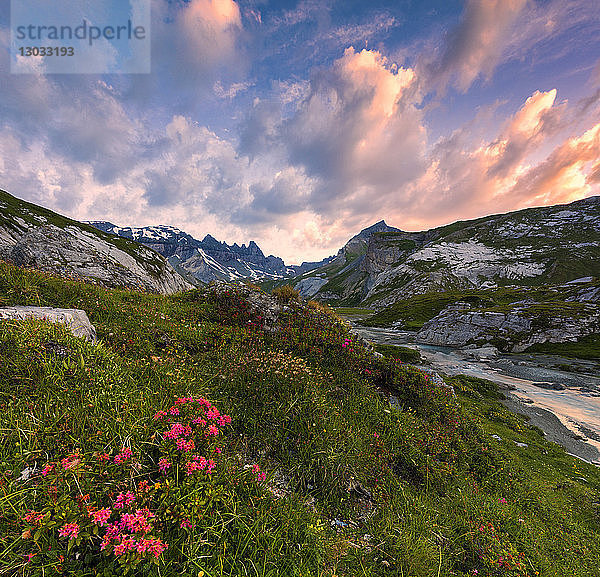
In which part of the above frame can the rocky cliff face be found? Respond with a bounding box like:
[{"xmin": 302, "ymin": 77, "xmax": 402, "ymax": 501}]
[
  {"xmin": 416, "ymin": 300, "xmax": 600, "ymax": 353},
  {"xmin": 295, "ymin": 196, "xmax": 600, "ymax": 307},
  {"xmin": 292, "ymin": 220, "xmax": 401, "ymax": 301},
  {"xmin": 0, "ymin": 190, "xmax": 192, "ymax": 295}
]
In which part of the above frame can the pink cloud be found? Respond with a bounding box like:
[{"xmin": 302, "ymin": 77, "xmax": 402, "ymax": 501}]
[
  {"xmin": 430, "ymin": 0, "xmax": 528, "ymax": 92},
  {"xmin": 390, "ymin": 89, "xmax": 598, "ymax": 230},
  {"xmin": 178, "ymin": 0, "xmax": 242, "ymax": 60}
]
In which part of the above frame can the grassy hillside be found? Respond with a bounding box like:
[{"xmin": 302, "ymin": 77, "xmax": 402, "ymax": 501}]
[
  {"xmin": 1, "ymin": 260, "xmax": 600, "ymax": 576},
  {"xmin": 363, "ymin": 283, "xmax": 599, "ymax": 324},
  {"xmin": 0, "ymin": 189, "xmax": 168, "ymax": 279}
]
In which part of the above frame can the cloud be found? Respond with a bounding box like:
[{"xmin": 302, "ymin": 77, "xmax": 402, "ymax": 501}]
[
  {"xmin": 424, "ymin": 0, "xmax": 600, "ymax": 95},
  {"xmin": 429, "ymin": 0, "xmax": 528, "ymax": 93},
  {"xmin": 175, "ymin": 0, "xmax": 242, "ymax": 63},
  {"xmin": 388, "ymin": 88, "xmax": 599, "ymax": 228},
  {"xmin": 283, "ymin": 47, "xmax": 426, "ymax": 212},
  {"xmin": 213, "ymin": 80, "xmax": 253, "ymax": 99},
  {"xmin": 486, "ymin": 89, "xmax": 565, "ymax": 178},
  {"xmin": 507, "ymin": 122, "xmax": 600, "ymax": 206}
]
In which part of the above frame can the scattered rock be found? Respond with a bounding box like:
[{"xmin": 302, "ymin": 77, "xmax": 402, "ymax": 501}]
[
  {"xmin": 0, "ymin": 306, "xmax": 97, "ymax": 342},
  {"xmin": 43, "ymin": 340, "xmax": 74, "ymax": 359},
  {"xmin": 295, "ymin": 277, "xmax": 328, "ymax": 298},
  {"xmin": 347, "ymin": 478, "xmax": 373, "ymax": 501},
  {"xmin": 532, "ymin": 382, "xmax": 566, "ymax": 391},
  {"xmin": 17, "ymin": 465, "xmax": 37, "ymax": 482}
]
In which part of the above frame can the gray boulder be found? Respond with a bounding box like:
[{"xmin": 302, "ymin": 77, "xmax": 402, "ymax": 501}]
[
  {"xmin": 0, "ymin": 306, "xmax": 97, "ymax": 342},
  {"xmin": 7, "ymin": 225, "xmax": 192, "ymax": 295},
  {"xmin": 416, "ymin": 304, "xmax": 600, "ymax": 352}
]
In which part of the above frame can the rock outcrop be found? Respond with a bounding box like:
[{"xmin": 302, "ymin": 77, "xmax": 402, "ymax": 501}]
[
  {"xmin": 0, "ymin": 189, "xmax": 193, "ymax": 295},
  {"xmin": 0, "ymin": 306, "xmax": 97, "ymax": 342},
  {"xmin": 416, "ymin": 303, "xmax": 600, "ymax": 353}
]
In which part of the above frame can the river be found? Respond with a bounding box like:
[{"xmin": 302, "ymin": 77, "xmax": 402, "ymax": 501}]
[{"xmin": 345, "ymin": 320, "xmax": 600, "ymax": 464}]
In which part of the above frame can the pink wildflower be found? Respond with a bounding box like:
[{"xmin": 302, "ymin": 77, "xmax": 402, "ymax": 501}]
[
  {"xmin": 90, "ymin": 508, "xmax": 112, "ymax": 527},
  {"xmin": 114, "ymin": 491, "xmax": 135, "ymax": 509},
  {"xmin": 24, "ymin": 511, "xmax": 45, "ymax": 525},
  {"xmin": 61, "ymin": 454, "xmax": 81, "ymax": 470},
  {"xmin": 218, "ymin": 414, "xmax": 232, "ymax": 426},
  {"xmin": 114, "ymin": 447, "xmax": 133, "ymax": 464},
  {"xmin": 176, "ymin": 438, "xmax": 195, "ymax": 452},
  {"xmin": 207, "ymin": 424, "xmax": 219, "ymax": 436},
  {"xmin": 58, "ymin": 522, "xmax": 80, "ymax": 540},
  {"xmin": 165, "ymin": 422, "xmax": 185, "ymax": 439},
  {"xmin": 147, "ymin": 537, "xmax": 168, "ymax": 557},
  {"xmin": 158, "ymin": 458, "xmax": 171, "ymax": 473},
  {"xmin": 185, "ymin": 455, "xmax": 210, "ymax": 475},
  {"xmin": 180, "ymin": 519, "xmax": 193, "ymax": 529},
  {"xmin": 119, "ymin": 508, "xmax": 154, "ymax": 534},
  {"xmin": 207, "ymin": 458, "xmax": 216, "ymax": 474},
  {"xmin": 41, "ymin": 463, "xmax": 54, "ymax": 477},
  {"xmin": 168, "ymin": 407, "xmax": 180, "ymax": 416}
]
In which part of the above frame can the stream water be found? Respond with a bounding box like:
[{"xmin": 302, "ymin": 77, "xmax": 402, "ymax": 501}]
[{"xmin": 346, "ymin": 320, "xmax": 600, "ymax": 464}]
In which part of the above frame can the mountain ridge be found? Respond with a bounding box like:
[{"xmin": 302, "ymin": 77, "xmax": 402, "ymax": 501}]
[
  {"xmin": 87, "ymin": 221, "xmax": 336, "ymax": 284},
  {"xmin": 290, "ymin": 196, "xmax": 600, "ymax": 307}
]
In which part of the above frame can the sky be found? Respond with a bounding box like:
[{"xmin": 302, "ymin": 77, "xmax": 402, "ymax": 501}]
[{"xmin": 1, "ymin": 0, "xmax": 599, "ymax": 264}]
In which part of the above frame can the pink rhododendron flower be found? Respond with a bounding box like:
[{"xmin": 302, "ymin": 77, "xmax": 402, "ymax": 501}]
[
  {"xmin": 114, "ymin": 447, "xmax": 133, "ymax": 464},
  {"xmin": 90, "ymin": 508, "xmax": 112, "ymax": 527},
  {"xmin": 114, "ymin": 491, "xmax": 135, "ymax": 509},
  {"xmin": 58, "ymin": 522, "xmax": 79, "ymax": 540},
  {"xmin": 61, "ymin": 454, "xmax": 81, "ymax": 469}
]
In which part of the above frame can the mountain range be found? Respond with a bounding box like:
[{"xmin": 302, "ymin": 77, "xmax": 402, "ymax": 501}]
[
  {"xmin": 289, "ymin": 196, "xmax": 600, "ymax": 308},
  {"xmin": 87, "ymin": 222, "xmax": 334, "ymax": 284},
  {"xmin": 1, "ymin": 188, "xmax": 599, "ymax": 312}
]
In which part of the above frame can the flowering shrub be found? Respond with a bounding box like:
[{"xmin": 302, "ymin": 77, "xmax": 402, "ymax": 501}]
[{"xmin": 19, "ymin": 397, "xmax": 233, "ymax": 573}]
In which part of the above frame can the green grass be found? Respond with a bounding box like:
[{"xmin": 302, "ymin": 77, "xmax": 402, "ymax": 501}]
[
  {"xmin": 362, "ymin": 284, "xmax": 600, "ymax": 330},
  {"xmin": 524, "ymin": 334, "xmax": 600, "ymax": 360},
  {"xmin": 1, "ymin": 260, "xmax": 600, "ymax": 576},
  {"xmin": 372, "ymin": 344, "xmax": 422, "ymax": 364},
  {"xmin": 332, "ymin": 307, "xmax": 374, "ymax": 316}
]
